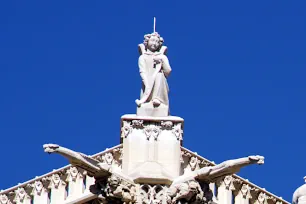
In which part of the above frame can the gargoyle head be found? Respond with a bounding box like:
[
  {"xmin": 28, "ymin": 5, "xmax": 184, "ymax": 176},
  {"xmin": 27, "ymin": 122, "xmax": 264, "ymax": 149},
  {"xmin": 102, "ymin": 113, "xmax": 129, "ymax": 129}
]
[
  {"xmin": 248, "ymin": 155, "xmax": 265, "ymax": 165},
  {"xmin": 43, "ymin": 144, "xmax": 60, "ymax": 154}
]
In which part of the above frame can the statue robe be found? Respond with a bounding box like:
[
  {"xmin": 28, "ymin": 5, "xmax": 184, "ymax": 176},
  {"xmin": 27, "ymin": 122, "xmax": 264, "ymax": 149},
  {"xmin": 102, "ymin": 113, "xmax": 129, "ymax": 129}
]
[{"xmin": 138, "ymin": 51, "xmax": 171, "ymax": 105}]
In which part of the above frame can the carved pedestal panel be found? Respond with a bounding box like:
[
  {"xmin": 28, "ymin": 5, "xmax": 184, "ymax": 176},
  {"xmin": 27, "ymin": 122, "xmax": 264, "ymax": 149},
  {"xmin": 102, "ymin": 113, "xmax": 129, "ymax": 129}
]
[{"xmin": 121, "ymin": 114, "xmax": 184, "ymax": 185}]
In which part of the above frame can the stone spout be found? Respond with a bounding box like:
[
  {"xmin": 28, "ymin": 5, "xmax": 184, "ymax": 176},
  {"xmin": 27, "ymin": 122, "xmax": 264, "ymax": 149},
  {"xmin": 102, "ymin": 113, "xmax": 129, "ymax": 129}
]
[
  {"xmin": 172, "ymin": 155, "xmax": 264, "ymax": 185},
  {"xmin": 43, "ymin": 144, "xmax": 111, "ymax": 178}
]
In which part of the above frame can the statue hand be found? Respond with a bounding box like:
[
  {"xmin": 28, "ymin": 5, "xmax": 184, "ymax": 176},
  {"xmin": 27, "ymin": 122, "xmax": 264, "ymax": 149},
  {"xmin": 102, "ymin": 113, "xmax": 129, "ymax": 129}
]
[{"xmin": 153, "ymin": 55, "xmax": 165, "ymax": 65}]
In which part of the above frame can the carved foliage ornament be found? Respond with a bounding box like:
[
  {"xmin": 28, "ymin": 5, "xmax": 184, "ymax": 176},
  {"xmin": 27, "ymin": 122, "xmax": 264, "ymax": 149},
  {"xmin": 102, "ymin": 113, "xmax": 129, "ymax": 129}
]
[
  {"xmin": 48, "ymin": 173, "xmax": 66, "ymax": 189},
  {"xmin": 240, "ymin": 184, "xmax": 252, "ymax": 199},
  {"xmin": 139, "ymin": 184, "xmax": 166, "ymax": 204},
  {"xmin": 66, "ymin": 167, "xmax": 83, "ymax": 182},
  {"xmin": 132, "ymin": 120, "xmax": 144, "ymax": 128},
  {"xmin": 161, "ymin": 121, "xmax": 173, "ymax": 130},
  {"xmin": 172, "ymin": 125, "xmax": 183, "ymax": 141},
  {"xmin": 121, "ymin": 121, "xmax": 133, "ymax": 138},
  {"xmin": 0, "ymin": 194, "xmax": 11, "ymax": 204},
  {"xmin": 29, "ymin": 180, "xmax": 48, "ymax": 196},
  {"xmin": 13, "ymin": 188, "xmax": 30, "ymax": 203},
  {"xmin": 144, "ymin": 125, "xmax": 161, "ymax": 140},
  {"xmin": 258, "ymin": 192, "xmax": 268, "ymax": 204}
]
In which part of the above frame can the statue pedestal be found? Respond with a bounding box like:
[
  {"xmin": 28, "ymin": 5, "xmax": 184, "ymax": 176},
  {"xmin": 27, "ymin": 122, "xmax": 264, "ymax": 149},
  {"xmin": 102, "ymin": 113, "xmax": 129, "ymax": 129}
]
[
  {"xmin": 136, "ymin": 102, "xmax": 169, "ymax": 117},
  {"xmin": 120, "ymin": 114, "xmax": 184, "ymax": 185}
]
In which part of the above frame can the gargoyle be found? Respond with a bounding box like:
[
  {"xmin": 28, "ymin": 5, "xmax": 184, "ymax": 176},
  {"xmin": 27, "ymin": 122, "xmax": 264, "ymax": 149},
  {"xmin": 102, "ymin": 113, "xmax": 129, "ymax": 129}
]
[
  {"xmin": 172, "ymin": 155, "xmax": 264, "ymax": 185},
  {"xmin": 43, "ymin": 144, "xmax": 111, "ymax": 178}
]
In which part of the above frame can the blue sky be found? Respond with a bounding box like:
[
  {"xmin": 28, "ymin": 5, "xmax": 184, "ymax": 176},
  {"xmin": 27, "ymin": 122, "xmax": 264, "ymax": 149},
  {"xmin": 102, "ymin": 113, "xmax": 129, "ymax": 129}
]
[{"xmin": 0, "ymin": 0, "xmax": 305, "ymax": 201}]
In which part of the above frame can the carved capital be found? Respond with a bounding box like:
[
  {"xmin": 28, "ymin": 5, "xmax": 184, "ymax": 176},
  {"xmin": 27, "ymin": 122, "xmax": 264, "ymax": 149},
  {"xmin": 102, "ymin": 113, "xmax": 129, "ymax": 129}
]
[
  {"xmin": 48, "ymin": 173, "xmax": 66, "ymax": 189},
  {"xmin": 240, "ymin": 184, "xmax": 252, "ymax": 199},
  {"xmin": 144, "ymin": 125, "xmax": 161, "ymax": 140},
  {"xmin": 138, "ymin": 184, "xmax": 166, "ymax": 204},
  {"xmin": 13, "ymin": 188, "xmax": 30, "ymax": 203},
  {"xmin": 172, "ymin": 124, "xmax": 183, "ymax": 141},
  {"xmin": 101, "ymin": 153, "xmax": 114, "ymax": 165},
  {"xmin": 29, "ymin": 180, "xmax": 48, "ymax": 196},
  {"xmin": 66, "ymin": 167, "xmax": 83, "ymax": 182},
  {"xmin": 121, "ymin": 121, "xmax": 132, "ymax": 138},
  {"xmin": 0, "ymin": 194, "xmax": 12, "ymax": 204},
  {"xmin": 257, "ymin": 192, "xmax": 268, "ymax": 204}
]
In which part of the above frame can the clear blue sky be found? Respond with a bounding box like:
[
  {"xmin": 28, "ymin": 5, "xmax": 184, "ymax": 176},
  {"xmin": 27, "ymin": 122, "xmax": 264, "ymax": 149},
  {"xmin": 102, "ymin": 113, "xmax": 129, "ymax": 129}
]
[{"xmin": 0, "ymin": 0, "xmax": 305, "ymax": 201}]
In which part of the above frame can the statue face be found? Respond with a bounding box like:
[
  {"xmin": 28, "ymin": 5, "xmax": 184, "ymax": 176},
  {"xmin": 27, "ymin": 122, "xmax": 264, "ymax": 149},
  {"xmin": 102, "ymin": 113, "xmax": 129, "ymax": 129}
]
[{"xmin": 147, "ymin": 36, "xmax": 160, "ymax": 52}]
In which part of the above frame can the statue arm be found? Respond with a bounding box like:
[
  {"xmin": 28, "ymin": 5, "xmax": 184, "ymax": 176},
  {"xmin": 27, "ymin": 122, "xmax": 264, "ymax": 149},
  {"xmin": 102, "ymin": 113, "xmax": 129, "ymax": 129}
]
[
  {"xmin": 138, "ymin": 55, "xmax": 149, "ymax": 87},
  {"xmin": 293, "ymin": 189, "xmax": 299, "ymax": 204},
  {"xmin": 162, "ymin": 55, "xmax": 171, "ymax": 77}
]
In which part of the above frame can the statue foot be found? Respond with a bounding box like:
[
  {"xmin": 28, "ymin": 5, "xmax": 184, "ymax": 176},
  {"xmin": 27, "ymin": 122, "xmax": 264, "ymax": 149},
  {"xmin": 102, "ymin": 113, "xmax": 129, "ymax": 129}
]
[
  {"xmin": 152, "ymin": 99, "xmax": 161, "ymax": 107},
  {"xmin": 135, "ymin": 99, "xmax": 142, "ymax": 107}
]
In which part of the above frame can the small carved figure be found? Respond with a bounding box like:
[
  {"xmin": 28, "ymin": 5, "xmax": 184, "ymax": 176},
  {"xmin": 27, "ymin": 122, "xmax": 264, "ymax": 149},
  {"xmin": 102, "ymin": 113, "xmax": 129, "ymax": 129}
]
[
  {"xmin": 105, "ymin": 175, "xmax": 136, "ymax": 203},
  {"xmin": 167, "ymin": 180, "xmax": 211, "ymax": 204}
]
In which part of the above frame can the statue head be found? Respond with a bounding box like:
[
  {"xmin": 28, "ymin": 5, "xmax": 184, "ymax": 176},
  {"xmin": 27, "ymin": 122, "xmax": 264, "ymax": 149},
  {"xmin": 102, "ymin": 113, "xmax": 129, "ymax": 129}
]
[{"xmin": 143, "ymin": 32, "xmax": 164, "ymax": 52}]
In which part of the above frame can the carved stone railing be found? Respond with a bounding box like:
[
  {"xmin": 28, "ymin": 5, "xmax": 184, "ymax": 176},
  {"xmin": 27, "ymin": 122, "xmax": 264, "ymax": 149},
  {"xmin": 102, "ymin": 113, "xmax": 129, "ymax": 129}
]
[
  {"xmin": 0, "ymin": 145, "xmax": 123, "ymax": 204},
  {"xmin": 181, "ymin": 147, "xmax": 289, "ymax": 204}
]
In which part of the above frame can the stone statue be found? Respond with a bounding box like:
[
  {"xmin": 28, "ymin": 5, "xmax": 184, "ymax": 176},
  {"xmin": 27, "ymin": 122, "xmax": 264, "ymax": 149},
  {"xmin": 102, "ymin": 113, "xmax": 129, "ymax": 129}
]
[
  {"xmin": 293, "ymin": 177, "xmax": 306, "ymax": 204},
  {"xmin": 135, "ymin": 32, "xmax": 172, "ymax": 117}
]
